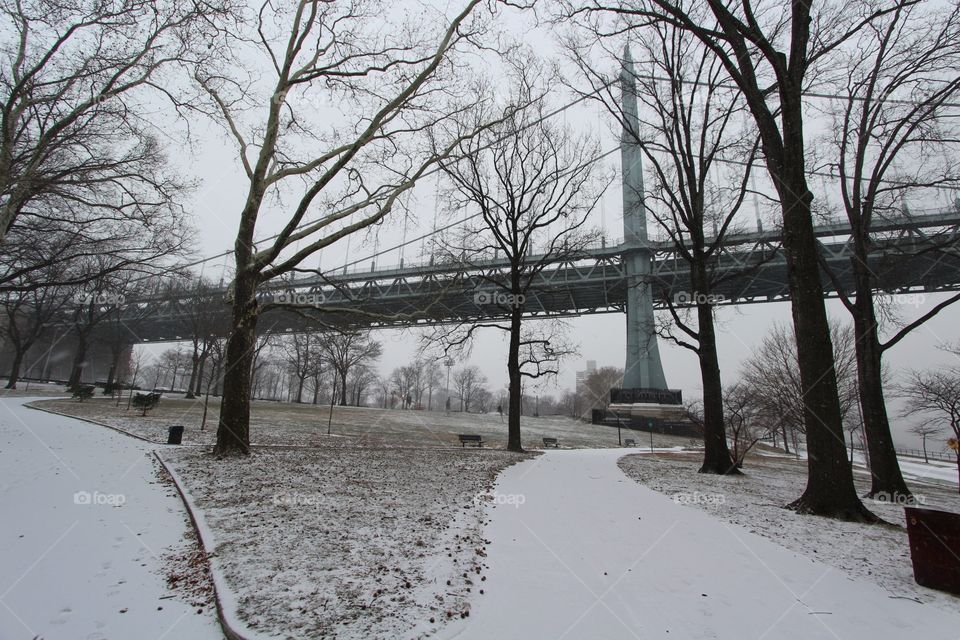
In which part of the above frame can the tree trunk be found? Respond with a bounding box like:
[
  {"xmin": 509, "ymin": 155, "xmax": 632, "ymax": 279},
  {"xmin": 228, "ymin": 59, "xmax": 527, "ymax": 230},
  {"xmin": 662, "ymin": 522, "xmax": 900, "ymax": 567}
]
[
  {"xmin": 506, "ymin": 307, "xmax": 523, "ymax": 452},
  {"xmin": 774, "ymin": 152, "xmax": 874, "ymax": 521},
  {"xmin": 213, "ymin": 273, "xmax": 259, "ymax": 457},
  {"xmin": 5, "ymin": 348, "xmax": 25, "ymax": 389},
  {"xmin": 67, "ymin": 333, "xmax": 88, "ymax": 389},
  {"xmin": 195, "ymin": 355, "xmax": 207, "ymax": 396},
  {"xmin": 295, "ymin": 376, "xmax": 305, "ymax": 403},
  {"xmin": 693, "ymin": 265, "xmax": 738, "ymax": 475},
  {"xmin": 955, "ymin": 452, "xmax": 959, "ymax": 495},
  {"xmin": 921, "ymin": 437, "xmax": 928, "ymax": 464},
  {"xmin": 185, "ymin": 351, "xmax": 200, "ymax": 399},
  {"xmin": 339, "ymin": 370, "xmax": 348, "ymax": 406},
  {"xmin": 851, "ymin": 266, "xmax": 911, "ymax": 500}
]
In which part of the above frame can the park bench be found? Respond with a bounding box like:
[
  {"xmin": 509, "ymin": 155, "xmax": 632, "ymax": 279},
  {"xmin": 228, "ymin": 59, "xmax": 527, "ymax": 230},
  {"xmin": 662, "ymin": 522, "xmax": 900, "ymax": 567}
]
[
  {"xmin": 542, "ymin": 437, "xmax": 559, "ymax": 448},
  {"xmin": 132, "ymin": 392, "xmax": 161, "ymax": 416},
  {"xmin": 458, "ymin": 434, "xmax": 484, "ymax": 448},
  {"xmin": 624, "ymin": 438, "xmax": 636, "ymax": 447}
]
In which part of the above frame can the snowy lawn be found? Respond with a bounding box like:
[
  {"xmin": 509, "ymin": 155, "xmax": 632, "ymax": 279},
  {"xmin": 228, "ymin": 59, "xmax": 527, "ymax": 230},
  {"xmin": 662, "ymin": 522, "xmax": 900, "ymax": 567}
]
[
  {"xmin": 618, "ymin": 451, "xmax": 960, "ymax": 614},
  {"xmin": 29, "ymin": 395, "xmax": 696, "ymax": 450},
  {"xmin": 159, "ymin": 445, "xmax": 530, "ymax": 639},
  {"xmin": 0, "ymin": 381, "xmax": 70, "ymax": 397}
]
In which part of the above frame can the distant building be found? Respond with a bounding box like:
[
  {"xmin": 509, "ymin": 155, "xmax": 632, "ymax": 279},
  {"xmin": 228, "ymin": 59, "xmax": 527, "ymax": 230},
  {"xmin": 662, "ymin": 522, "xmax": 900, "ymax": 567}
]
[{"xmin": 575, "ymin": 360, "xmax": 597, "ymax": 395}]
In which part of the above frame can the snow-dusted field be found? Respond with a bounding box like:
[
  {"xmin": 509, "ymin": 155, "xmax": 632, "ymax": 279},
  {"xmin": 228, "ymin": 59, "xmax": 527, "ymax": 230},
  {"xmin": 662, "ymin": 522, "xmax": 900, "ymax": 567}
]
[
  {"xmin": 29, "ymin": 395, "xmax": 696, "ymax": 450},
  {"xmin": 160, "ymin": 445, "xmax": 528, "ymax": 639},
  {"xmin": 0, "ymin": 397, "xmax": 220, "ymax": 640},
  {"xmin": 618, "ymin": 451, "xmax": 960, "ymax": 614}
]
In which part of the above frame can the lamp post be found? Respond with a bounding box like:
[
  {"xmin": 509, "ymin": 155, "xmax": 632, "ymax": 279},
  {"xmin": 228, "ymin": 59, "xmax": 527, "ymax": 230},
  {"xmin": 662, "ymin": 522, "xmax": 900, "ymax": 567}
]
[
  {"xmin": 444, "ymin": 358, "xmax": 454, "ymax": 415},
  {"xmin": 648, "ymin": 419, "xmax": 654, "ymax": 453}
]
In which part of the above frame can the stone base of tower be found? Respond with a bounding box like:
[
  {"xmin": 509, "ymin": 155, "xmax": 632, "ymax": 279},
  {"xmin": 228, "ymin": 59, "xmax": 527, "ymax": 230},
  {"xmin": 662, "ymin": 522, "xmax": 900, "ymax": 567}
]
[{"xmin": 592, "ymin": 387, "xmax": 700, "ymax": 439}]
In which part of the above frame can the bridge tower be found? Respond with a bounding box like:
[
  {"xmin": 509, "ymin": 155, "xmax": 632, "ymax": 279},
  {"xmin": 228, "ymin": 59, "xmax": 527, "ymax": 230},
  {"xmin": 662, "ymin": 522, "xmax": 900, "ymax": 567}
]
[{"xmin": 620, "ymin": 46, "xmax": 668, "ymax": 390}]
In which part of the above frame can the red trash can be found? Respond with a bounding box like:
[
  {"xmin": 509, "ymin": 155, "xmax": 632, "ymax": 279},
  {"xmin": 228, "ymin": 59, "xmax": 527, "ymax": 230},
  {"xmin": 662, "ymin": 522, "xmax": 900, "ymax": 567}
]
[{"xmin": 904, "ymin": 506, "xmax": 960, "ymax": 595}]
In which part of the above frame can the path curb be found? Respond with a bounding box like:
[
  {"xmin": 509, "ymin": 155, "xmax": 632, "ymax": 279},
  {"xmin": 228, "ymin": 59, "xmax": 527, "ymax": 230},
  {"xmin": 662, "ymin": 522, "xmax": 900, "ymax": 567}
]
[
  {"xmin": 25, "ymin": 402, "xmax": 157, "ymax": 443},
  {"xmin": 153, "ymin": 451, "xmax": 271, "ymax": 640}
]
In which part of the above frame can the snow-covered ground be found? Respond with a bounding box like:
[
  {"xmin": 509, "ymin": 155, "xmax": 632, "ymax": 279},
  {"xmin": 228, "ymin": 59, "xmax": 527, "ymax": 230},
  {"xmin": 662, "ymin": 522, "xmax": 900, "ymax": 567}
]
[
  {"xmin": 458, "ymin": 449, "xmax": 960, "ymax": 639},
  {"xmin": 0, "ymin": 397, "xmax": 220, "ymax": 640},
  {"xmin": 891, "ymin": 457, "xmax": 958, "ymax": 485},
  {"xmin": 30, "ymin": 396, "xmax": 696, "ymax": 450},
  {"xmin": 160, "ymin": 445, "xmax": 527, "ymax": 639},
  {"xmin": 618, "ymin": 451, "xmax": 960, "ymax": 616},
  {"xmin": 9, "ymin": 392, "xmax": 960, "ymax": 640}
]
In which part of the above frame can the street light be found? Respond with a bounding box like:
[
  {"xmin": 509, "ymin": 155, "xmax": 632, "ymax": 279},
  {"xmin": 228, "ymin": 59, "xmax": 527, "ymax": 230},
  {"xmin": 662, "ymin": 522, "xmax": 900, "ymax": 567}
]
[
  {"xmin": 444, "ymin": 358, "xmax": 454, "ymax": 415},
  {"xmin": 649, "ymin": 419, "xmax": 654, "ymax": 452}
]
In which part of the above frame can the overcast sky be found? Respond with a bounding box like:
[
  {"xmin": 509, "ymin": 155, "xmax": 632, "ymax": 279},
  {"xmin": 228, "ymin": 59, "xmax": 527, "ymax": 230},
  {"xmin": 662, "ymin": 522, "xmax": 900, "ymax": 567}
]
[{"xmin": 136, "ymin": 4, "xmax": 960, "ymax": 451}]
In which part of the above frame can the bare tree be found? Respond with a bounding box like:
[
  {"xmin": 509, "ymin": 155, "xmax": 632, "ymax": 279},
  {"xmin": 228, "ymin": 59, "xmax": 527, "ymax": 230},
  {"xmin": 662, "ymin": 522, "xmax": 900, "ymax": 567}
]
[
  {"xmin": 433, "ymin": 64, "xmax": 606, "ymax": 451},
  {"xmin": 579, "ymin": 366, "xmax": 624, "ymax": 415},
  {"xmin": 0, "ymin": 0, "xmax": 231, "ymax": 245},
  {"xmin": 809, "ymin": 2, "xmax": 960, "ymax": 501},
  {"xmin": 423, "ymin": 362, "xmax": 443, "ymax": 410},
  {"xmin": 96, "ymin": 273, "xmax": 167, "ymax": 391},
  {"xmin": 563, "ymin": 0, "xmax": 900, "ymax": 521},
  {"xmin": 391, "ymin": 365, "xmax": 417, "ymax": 409},
  {"xmin": 198, "ymin": 0, "xmax": 518, "ymax": 455},
  {"xmin": 900, "ymin": 365, "xmax": 960, "ymax": 493},
  {"xmin": 65, "ymin": 264, "xmax": 137, "ymax": 388},
  {"xmin": 248, "ymin": 334, "xmax": 275, "ymax": 400},
  {"xmin": 741, "ymin": 320, "xmax": 860, "ymax": 458},
  {"xmin": 453, "ymin": 365, "xmax": 487, "ymax": 413},
  {"xmin": 200, "ymin": 338, "xmax": 228, "ymax": 430},
  {"xmin": 305, "ymin": 342, "xmax": 326, "ymax": 405},
  {"xmin": 909, "ymin": 424, "xmax": 944, "ymax": 464},
  {"xmin": 173, "ymin": 278, "xmax": 227, "ymax": 398},
  {"xmin": 347, "ymin": 363, "xmax": 378, "ymax": 407},
  {"xmin": 0, "ymin": 264, "xmax": 72, "ymax": 388},
  {"xmin": 155, "ymin": 346, "xmax": 189, "ymax": 391},
  {"xmin": 723, "ymin": 383, "xmax": 767, "ymax": 468},
  {"xmin": 278, "ymin": 333, "xmax": 316, "ymax": 403},
  {"xmin": 319, "ymin": 331, "xmax": 382, "ymax": 406}
]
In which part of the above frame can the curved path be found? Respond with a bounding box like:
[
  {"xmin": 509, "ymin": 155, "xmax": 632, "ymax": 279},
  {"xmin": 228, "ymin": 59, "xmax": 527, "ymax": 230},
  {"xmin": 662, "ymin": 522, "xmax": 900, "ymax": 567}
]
[
  {"xmin": 0, "ymin": 397, "xmax": 221, "ymax": 640},
  {"xmin": 455, "ymin": 449, "xmax": 960, "ymax": 640}
]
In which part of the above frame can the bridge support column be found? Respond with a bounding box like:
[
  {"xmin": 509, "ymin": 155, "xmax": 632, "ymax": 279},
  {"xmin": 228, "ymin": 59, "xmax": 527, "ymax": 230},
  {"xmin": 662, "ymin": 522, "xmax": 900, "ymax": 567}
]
[{"xmin": 620, "ymin": 45, "xmax": 667, "ymax": 391}]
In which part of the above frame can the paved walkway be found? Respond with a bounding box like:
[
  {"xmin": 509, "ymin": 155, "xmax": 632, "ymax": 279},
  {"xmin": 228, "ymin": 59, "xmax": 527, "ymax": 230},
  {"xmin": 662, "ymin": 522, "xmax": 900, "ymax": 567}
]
[
  {"xmin": 454, "ymin": 449, "xmax": 960, "ymax": 640},
  {"xmin": 0, "ymin": 397, "xmax": 221, "ymax": 640}
]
